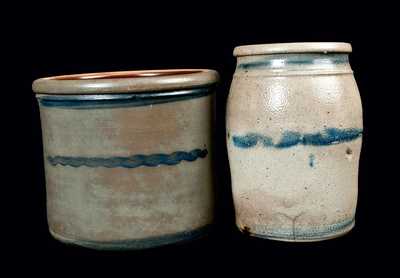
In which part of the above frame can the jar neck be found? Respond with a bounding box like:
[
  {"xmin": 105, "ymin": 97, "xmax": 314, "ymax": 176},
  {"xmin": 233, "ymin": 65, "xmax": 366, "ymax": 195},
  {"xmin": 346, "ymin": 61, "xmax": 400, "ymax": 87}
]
[{"xmin": 235, "ymin": 53, "xmax": 352, "ymax": 75}]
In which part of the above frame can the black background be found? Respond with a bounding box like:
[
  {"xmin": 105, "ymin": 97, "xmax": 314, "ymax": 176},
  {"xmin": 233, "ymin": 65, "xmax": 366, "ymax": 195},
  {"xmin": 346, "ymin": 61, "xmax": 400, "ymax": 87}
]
[{"xmin": 6, "ymin": 1, "xmax": 397, "ymax": 274}]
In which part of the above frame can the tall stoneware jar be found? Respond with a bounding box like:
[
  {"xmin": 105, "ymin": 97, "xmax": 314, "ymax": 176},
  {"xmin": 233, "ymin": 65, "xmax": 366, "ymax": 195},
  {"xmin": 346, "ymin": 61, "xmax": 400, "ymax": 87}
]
[
  {"xmin": 227, "ymin": 43, "xmax": 363, "ymax": 241},
  {"xmin": 33, "ymin": 69, "xmax": 219, "ymax": 250}
]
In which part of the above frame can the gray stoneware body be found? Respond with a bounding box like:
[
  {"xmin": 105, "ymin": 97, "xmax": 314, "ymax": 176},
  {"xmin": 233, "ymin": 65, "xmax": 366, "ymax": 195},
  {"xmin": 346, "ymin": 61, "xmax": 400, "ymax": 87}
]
[
  {"xmin": 226, "ymin": 43, "xmax": 363, "ymax": 241},
  {"xmin": 33, "ymin": 69, "xmax": 219, "ymax": 250}
]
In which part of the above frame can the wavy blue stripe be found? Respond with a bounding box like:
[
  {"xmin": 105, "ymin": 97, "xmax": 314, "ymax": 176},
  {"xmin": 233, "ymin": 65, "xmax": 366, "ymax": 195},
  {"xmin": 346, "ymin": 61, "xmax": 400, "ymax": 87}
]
[
  {"xmin": 47, "ymin": 149, "xmax": 208, "ymax": 168},
  {"xmin": 232, "ymin": 128, "xmax": 362, "ymax": 149},
  {"xmin": 237, "ymin": 54, "xmax": 348, "ymax": 70},
  {"xmin": 38, "ymin": 87, "xmax": 214, "ymax": 109}
]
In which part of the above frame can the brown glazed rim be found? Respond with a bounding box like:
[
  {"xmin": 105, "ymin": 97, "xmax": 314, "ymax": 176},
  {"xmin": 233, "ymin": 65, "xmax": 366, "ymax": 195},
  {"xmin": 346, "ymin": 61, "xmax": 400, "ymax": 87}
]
[
  {"xmin": 234, "ymin": 42, "xmax": 352, "ymax": 57},
  {"xmin": 33, "ymin": 69, "xmax": 219, "ymax": 95}
]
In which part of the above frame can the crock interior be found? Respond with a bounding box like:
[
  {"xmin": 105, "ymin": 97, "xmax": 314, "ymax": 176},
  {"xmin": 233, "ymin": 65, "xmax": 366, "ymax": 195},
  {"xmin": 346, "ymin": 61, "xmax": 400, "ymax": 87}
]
[{"xmin": 51, "ymin": 70, "xmax": 203, "ymax": 80}]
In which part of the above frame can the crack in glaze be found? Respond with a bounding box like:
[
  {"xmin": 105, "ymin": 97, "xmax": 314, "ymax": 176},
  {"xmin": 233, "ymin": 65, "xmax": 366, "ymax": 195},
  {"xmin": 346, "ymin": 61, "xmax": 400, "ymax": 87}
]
[{"xmin": 276, "ymin": 212, "xmax": 305, "ymax": 241}]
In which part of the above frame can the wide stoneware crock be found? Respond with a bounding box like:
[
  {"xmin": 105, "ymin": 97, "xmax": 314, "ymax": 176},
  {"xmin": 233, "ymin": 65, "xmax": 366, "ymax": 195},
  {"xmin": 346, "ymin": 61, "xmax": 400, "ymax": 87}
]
[
  {"xmin": 227, "ymin": 43, "xmax": 363, "ymax": 241},
  {"xmin": 33, "ymin": 69, "xmax": 219, "ymax": 250}
]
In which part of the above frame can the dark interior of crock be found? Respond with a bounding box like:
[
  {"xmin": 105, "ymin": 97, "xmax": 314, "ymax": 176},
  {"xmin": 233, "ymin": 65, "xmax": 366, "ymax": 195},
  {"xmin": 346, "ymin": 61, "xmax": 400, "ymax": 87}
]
[{"xmin": 52, "ymin": 70, "xmax": 203, "ymax": 80}]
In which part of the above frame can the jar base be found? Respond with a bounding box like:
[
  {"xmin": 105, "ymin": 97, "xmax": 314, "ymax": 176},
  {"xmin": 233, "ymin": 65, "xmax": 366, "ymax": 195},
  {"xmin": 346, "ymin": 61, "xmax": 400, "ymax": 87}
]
[
  {"xmin": 49, "ymin": 225, "xmax": 211, "ymax": 250},
  {"xmin": 238, "ymin": 220, "xmax": 355, "ymax": 242}
]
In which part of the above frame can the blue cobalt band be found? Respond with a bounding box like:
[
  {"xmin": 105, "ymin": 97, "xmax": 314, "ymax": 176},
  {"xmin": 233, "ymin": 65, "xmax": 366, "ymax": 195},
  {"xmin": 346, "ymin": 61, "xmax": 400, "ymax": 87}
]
[
  {"xmin": 47, "ymin": 149, "xmax": 208, "ymax": 168},
  {"xmin": 237, "ymin": 54, "xmax": 349, "ymax": 70},
  {"xmin": 50, "ymin": 224, "xmax": 211, "ymax": 250},
  {"xmin": 245, "ymin": 217, "xmax": 354, "ymax": 241},
  {"xmin": 232, "ymin": 128, "xmax": 362, "ymax": 149},
  {"xmin": 37, "ymin": 87, "xmax": 214, "ymax": 109}
]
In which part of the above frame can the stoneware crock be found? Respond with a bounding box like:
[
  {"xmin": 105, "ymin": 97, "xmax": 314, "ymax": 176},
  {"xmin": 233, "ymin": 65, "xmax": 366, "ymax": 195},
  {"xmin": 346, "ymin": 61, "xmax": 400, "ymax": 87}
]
[
  {"xmin": 227, "ymin": 43, "xmax": 363, "ymax": 242},
  {"xmin": 33, "ymin": 69, "xmax": 219, "ymax": 250}
]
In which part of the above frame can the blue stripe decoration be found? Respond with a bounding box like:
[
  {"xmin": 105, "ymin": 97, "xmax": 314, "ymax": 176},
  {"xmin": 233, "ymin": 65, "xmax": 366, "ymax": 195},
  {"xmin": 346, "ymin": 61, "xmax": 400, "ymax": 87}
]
[
  {"xmin": 232, "ymin": 128, "xmax": 362, "ymax": 149},
  {"xmin": 309, "ymin": 154, "xmax": 315, "ymax": 167},
  {"xmin": 250, "ymin": 217, "xmax": 354, "ymax": 241},
  {"xmin": 237, "ymin": 54, "xmax": 348, "ymax": 70},
  {"xmin": 47, "ymin": 149, "xmax": 208, "ymax": 168},
  {"xmin": 37, "ymin": 87, "xmax": 214, "ymax": 109},
  {"xmin": 50, "ymin": 224, "xmax": 212, "ymax": 251},
  {"xmin": 51, "ymin": 224, "xmax": 211, "ymax": 250},
  {"xmin": 232, "ymin": 133, "xmax": 274, "ymax": 148}
]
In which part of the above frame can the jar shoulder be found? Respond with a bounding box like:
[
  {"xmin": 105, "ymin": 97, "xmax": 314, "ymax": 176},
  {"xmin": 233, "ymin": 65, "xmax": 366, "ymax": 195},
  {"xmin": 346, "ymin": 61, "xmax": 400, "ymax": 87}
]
[{"xmin": 227, "ymin": 73, "xmax": 363, "ymax": 134}]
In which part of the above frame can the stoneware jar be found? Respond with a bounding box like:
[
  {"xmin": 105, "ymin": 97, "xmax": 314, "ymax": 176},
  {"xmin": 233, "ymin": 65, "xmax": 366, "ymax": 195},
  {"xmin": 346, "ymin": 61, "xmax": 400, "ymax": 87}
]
[
  {"xmin": 227, "ymin": 43, "xmax": 363, "ymax": 241},
  {"xmin": 33, "ymin": 69, "xmax": 219, "ymax": 250}
]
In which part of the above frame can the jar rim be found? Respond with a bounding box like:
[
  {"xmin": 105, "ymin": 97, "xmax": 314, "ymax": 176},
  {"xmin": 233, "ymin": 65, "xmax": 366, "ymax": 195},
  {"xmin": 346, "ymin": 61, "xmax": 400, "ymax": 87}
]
[
  {"xmin": 234, "ymin": 42, "xmax": 352, "ymax": 57},
  {"xmin": 33, "ymin": 69, "xmax": 219, "ymax": 95}
]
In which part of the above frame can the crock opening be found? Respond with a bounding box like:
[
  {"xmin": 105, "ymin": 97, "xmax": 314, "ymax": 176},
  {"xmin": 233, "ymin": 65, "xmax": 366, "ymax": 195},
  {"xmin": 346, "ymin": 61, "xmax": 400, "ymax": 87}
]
[
  {"xmin": 33, "ymin": 69, "xmax": 219, "ymax": 95},
  {"xmin": 51, "ymin": 70, "xmax": 204, "ymax": 80}
]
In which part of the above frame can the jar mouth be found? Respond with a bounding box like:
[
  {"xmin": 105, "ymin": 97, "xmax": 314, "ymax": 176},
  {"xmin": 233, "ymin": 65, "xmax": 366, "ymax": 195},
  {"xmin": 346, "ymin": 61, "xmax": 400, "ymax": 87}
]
[
  {"xmin": 33, "ymin": 69, "xmax": 219, "ymax": 95},
  {"xmin": 234, "ymin": 42, "xmax": 352, "ymax": 57},
  {"xmin": 48, "ymin": 69, "xmax": 205, "ymax": 80}
]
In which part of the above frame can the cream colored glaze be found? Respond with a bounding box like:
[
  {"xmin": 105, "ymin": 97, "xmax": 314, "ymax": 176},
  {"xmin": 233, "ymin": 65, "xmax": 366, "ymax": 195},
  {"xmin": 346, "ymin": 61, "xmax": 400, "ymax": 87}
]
[{"xmin": 227, "ymin": 43, "xmax": 362, "ymax": 241}]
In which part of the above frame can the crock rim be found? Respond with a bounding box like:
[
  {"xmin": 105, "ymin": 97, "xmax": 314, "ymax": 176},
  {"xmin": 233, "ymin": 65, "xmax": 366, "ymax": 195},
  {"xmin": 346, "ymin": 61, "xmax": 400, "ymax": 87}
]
[
  {"xmin": 233, "ymin": 42, "xmax": 352, "ymax": 57},
  {"xmin": 32, "ymin": 69, "xmax": 219, "ymax": 95}
]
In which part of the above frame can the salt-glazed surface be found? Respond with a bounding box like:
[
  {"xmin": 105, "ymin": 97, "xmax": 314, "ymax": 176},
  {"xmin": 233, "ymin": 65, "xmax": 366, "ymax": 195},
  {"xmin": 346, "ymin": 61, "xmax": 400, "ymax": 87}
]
[
  {"xmin": 33, "ymin": 69, "xmax": 219, "ymax": 249},
  {"xmin": 227, "ymin": 43, "xmax": 363, "ymax": 241}
]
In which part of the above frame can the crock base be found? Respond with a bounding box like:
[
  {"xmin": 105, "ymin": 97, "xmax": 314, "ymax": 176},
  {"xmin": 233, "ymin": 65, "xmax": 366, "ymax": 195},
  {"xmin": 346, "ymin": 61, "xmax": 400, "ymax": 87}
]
[
  {"xmin": 49, "ymin": 225, "xmax": 211, "ymax": 250},
  {"xmin": 238, "ymin": 220, "xmax": 355, "ymax": 242}
]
